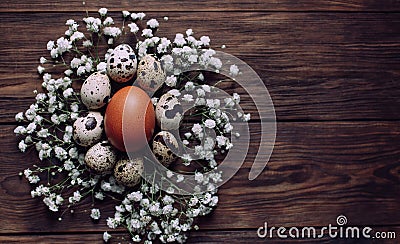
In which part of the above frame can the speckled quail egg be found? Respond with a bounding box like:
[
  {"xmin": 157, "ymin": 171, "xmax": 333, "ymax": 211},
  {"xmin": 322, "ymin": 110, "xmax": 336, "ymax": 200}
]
[
  {"xmin": 152, "ymin": 131, "xmax": 179, "ymax": 167},
  {"xmin": 85, "ymin": 141, "xmax": 118, "ymax": 174},
  {"xmin": 73, "ymin": 111, "xmax": 103, "ymax": 147},
  {"xmin": 155, "ymin": 93, "xmax": 183, "ymax": 130},
  {"xmin": 114, "ymin": 157, "xmax": 144, "ymax": 187},
  {"xmin": 137, "ymin": 55, "xmax": 166, "ymax": 93},
  {"xmin": 80, "ymin": 72, "xmax": 111, "ymax": 109},
  {"xmin": 107, "ymin": 44, "xmax": 137, "ymax": 83}
]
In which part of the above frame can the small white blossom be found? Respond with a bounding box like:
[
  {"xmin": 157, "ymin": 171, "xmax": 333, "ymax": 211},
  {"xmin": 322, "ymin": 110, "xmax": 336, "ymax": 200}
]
[
  {"xmin": 168, "ymin": 89, "xmax": 181, "ymax": 97},
  {"xmin": 142, "ymin": 29, "xmax": 153, "ymax": 37},
  {"xmin": 128, "ymin": 22, "xmax": 139, "ymax": 33},
  {"xmin": 147, "ymin": 18, "xmax": 159, "ymax": 28},
  {"xmin": 204, "ymin": 119, "xmax": 216, "ymax": 129},
  {"xmin": 96, "ymin": 62, "xmax": 107, "ymax": 72},
  {"xmin": 122, "ymin": 10, "xmax": 130, "ymax": 17},
  {"xmin": 103, "ymin": 17, "xmax": 114, "ymax": 26},
  {"xmin": 37, "ymin": 66, "xmax": 45, "ymax": 74},
  {"xmin": 98, "ymin": 8, "xmax": 108, "ymax": 16},
  {"xmin": 39, "ymin": 57, "xmax": 47, "ymax": 64},
  {"xmin": 165, "ymin": 75, "xmax": 177, "ymax": 87},
  {"xmin": 103, "ymin": 231, "xmax": 111, "ymax": 242},
  {"xmin": 90, "ymin": 208, "xmax": 101, "ymax": 220},
  {"xmin": 229, "ymin": 64, "xmax": 239, "ymax": 76},
  {"xmin": 200, "ymin": 36, "xmax": 210, "ymax": 46}
]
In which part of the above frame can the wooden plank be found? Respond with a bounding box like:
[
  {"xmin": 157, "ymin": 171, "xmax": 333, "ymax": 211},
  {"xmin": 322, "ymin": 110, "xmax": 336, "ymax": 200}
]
[
  {"xmin": 1, "ymin": 121, "xmax": 399, "ymax": 233},
  {"xmin": 0, "ymin": 227, "xmax": 399, "ymax": 243},
  {"xmin": 0, "ymin": 12, "xmax": 399, "ymax": 122},
  {"xmin": 1, "ymin": 0, "xmax": 400, "ymax": 12}
]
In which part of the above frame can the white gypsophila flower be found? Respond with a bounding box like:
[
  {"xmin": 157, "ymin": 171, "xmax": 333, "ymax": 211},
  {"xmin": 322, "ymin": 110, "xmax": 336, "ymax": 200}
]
[
  {"xmin": 91, "ymin": 208, "xmax": 101, "ymax": 220},
  {"xmin": 202, "ymin": 84, "xmax": 211, "ymax": 92},
  {"xmin": 47, "ymin": 40, "xmax": 55, "ymax": 50},
  {"xmin": 37, "ymin": 66, "xmax": 45, "ymax": 74},
  {"xmin": 174, "ymin": 33, "xmax": 186, "ymax": 46},
  {"xmin": 182, "ymin": 94, "xmax": 194, "ymax": 102},
  {"xmin": 56, "ymin": 37, "xmax": 72, "ymax": 53},
  {"xmin": 14, "ymin": 126, "xmax": 26, "ymax": 135},
  {"xmin": 229, "ymin": 64, "xmax": 239, "ymax": 76},
  {"xmin": 39, "ymin": 57, "xmax": 47, "ymax": 64},
  {"xmin": 96, "ymin": 62, "xmax": 107, "ymax": 72},
  {"xmin": 198, "ymin": 73, "xmax": 204, "ymax": 81},
  {"xmin": 70, "ymin": 31, "xmax": 84, "ymax": 42},
  {"xmin": 204, "ymin": 119, "xmax": 216, "ymax": 129},
  {"xmin": 95, "ymin": 192, "xmax": 105, "ymax": 200},
  {"xmin": 98, "ymin": 7, "xmax": 108, "ymax": 16},
  {"xmin": 69, "ymin": 190, "xmax": 82, "ymax": 203},
  {"xmin": 62, "ymin": 87, "xmax": 74, "ymax": 98},
  {"xmin": 103, "ymin": 17, "xmax": 114, "ymax": 26},
  {"xmin": 165, "ymin": 75, "xmax": 177, "ymax": 87},
  {"xmin": 209, "ymin": 57, "xmax": 222, "ymax": 69},
  {"xmin": 70, "ymin": 57, "xmax": 81, "ymax": 69},
  {"xmin": 191, "ymin": 123, "xmax": 202, "ymax": 135},
  {"xmin": 243, "ymin": 113, "xmax": 251, "ymax": 121},
  {"xmin": 103, "ymin": 231, "xmax": 111, "ymax": 242},
  {"xmin": 50, "ymin": 48, "xmax": 58, "ymax": 58},
  {"xmin": 77, "ymin": 66, "xmax": 86, "ymax": 76},
  {"xmin": 196, "ymin": 88, "xmax": 205, "ymax": 97},
  {"xmin": 142, "ymin": 28, "xmax": 153, "ymax": 38},
  {"xmin": 83, "ymin": 17, "xmax": 101, "ymax": 33},
  {"xmin": 147, "ymin": 18, "xmax": 159, "ymax": 28},
  {"xmin": 128, "ymin": 22, "xmax": 139, "ymax": 33},
  {"xmin": 216, "ymin": 135, "xmax": 228, "ymax": 147},
  {"xmin": 103, "ymin": 27, "xmax": 122, "ymax": 37},
  {"xmin": 15, "ymin": 112, "xmax": 24, "ymax": 122},
  {"xmin": 151, "ymin": 97, "xmax": 159, "ymax": 106},
  {"xmin": 18, "ymin": 140, "xmax": 27, "ymax": 152},
  {"xmin": 186, "ymin": 28, "xmax": 193, "ymax": 36},
  {"xmin": 64, "ymin": 69, "xmax": 73, "ymax": 76},
  {"xmin": 232, "ymin": 93, "xmax": 240, "ymax": 104},
  {"xmin": 122, "ymin": 10, "xmax": 130, "ymax": 17},
  {"xmin": 168, "ymin": 89, "xmax": 181, "ymax": 97},
  {"xmin": 137, "ymin": 12, "xmax": 146, "ymax": 20},
  {"xmin": 200, "ymin": 36, "xmax": 210, "ymax": 46},
  {"xmin": 82, "ymin": 40, "xmax": 93, "ymax": 47}
]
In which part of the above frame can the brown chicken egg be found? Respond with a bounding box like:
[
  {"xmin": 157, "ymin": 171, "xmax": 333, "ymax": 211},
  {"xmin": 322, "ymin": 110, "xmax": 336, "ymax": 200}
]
[{"xmin": 104, "ymin": 86, "xmax": 155, "ymax": 152}]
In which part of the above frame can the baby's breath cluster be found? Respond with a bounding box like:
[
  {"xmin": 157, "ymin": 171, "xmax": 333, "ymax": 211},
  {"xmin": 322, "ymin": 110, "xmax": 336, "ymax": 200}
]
[{"xmin": 15, "ymin": 8, "xmax": 249, "ymax": 243}]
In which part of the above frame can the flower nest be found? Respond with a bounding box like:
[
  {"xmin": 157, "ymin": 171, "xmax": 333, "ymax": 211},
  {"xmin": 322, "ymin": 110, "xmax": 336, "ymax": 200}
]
[{"xmin": 14, "ymin": 8, "xmax": 250, "ymax": 243}]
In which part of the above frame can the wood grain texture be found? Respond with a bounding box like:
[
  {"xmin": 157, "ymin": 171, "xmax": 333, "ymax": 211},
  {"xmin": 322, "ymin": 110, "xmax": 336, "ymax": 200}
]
[
  {"xmin": 1, "ymin": 122, "xmax": 399, "ymax": 232},
  {"xmin": 1, "ymin": 0, "xmax": 400, "ymax": 243},
  {"xmin": 1, "ymin": 0, "xmax": 400, "ymax": 12},
  {"xmin": 0, "ymin": 228, "xmax": 399, "ymax": 243},
  {"xmin": 0, "ymin": 12, "xmax": 399, "ymax": 122}
]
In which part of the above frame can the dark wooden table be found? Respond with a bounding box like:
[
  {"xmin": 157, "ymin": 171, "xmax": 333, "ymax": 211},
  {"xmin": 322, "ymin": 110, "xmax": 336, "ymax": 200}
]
[{"xmin": 1, "ymin": 0, "xmax": 399, "ymax": 243}]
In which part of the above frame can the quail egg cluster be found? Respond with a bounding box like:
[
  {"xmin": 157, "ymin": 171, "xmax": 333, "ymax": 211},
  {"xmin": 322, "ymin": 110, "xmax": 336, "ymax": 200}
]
[{"xmin": 73, "ymin": 42, "xmax": 182, "ymax": 187}]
